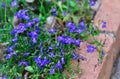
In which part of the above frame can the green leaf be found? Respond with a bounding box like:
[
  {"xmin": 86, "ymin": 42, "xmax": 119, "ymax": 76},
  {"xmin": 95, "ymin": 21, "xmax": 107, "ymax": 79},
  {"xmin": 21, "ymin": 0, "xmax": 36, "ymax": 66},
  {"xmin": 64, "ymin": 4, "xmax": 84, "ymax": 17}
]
[
  {"xmin": 69, "ymin": 1, "xmax": 76, "ymax": 7},
  {"xmin": 25, "ymin": 66, "xmax": 34, "ymax": 73}
]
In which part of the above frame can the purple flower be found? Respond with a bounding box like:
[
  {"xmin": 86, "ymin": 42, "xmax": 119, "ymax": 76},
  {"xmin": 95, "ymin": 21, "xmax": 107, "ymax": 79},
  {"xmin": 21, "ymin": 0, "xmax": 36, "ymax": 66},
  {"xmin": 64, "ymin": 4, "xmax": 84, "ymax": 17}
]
[
  {"xmin": 64, "ymin": 36, "xmax": 74, "ymax": 44},
  {"xmin": 50, "ymin": 68, "xmax": 55, "ymax": 74},
  {"xmin": 28, "ymin": 31, "xmax": 38, "ymax": 43},
  {"xmin": 79, "ymin": 56, "xmax": 85, "ymax": 60},
  {"xmin": 2, "ymin": 76, "xmax": 7, "ymax": 79},
  {"xmin": 35, "ymin": 26, "xmax": 40, "ymax": 33},
  {"xmin": 47, "ymin": 46, "xmax": 53, "ymax": 52},
  {"xmin": 51, "ymin": 7, "xmax": 56, "ymax": 13},
  {"xmin": 102, "ymin": 21, "xmax": 107, "ymax": 28},
  {"xmin": 11, "ymin": 0, "xmax": 17, "ymax": 7},
  {"xmin": 15, "ymin": 9, "xmax": 30, "ymax": 20},
  {"xmin": 49, "ymin": 52, "xmax": 55, "ymax": 58},
  {"xmin": 5, "ymin": 53, "xmax": 12, "ymax": 59},
  {"xmin": 101, "ymin": 51, "xmax": 105, "ymax": 55},
  {"xmin": 72, "ymin": 52, "xmax": 79, "ymax": 60},
  {"xmin": 1, "ymin": 3, "xmax": 5, "ymax": 8},
  {"xmin": 87, "ymin": 45, "xmax": 95, "ymax": 53},
  {"xmin": 88, "ymin": 0, "xmax": 96, "ymax": 6},
  {"xmin": 79, "ymin": 20, "xmax": 86, "ymax": 31},
  {"xmin": 55, "ymin": 60, "xmax": 62, "ymax": 69},
  {"xmin": 34, "ymin": 57, "xmax": 50, "ymax": 69},
  {"xmin": 61, "ymin": 57, "xmax": 65, "ymax": 64},
  {"xmin": 33, "ymin": 18, "xmax": 39, "ymax": 23},
  {"xmin": 66, "ymin": 22, "xmax": 76, "ymax": 32},
  {"xmin": 51, "ymin": 7, "xmax": 57, "ymax": 16},
  {"xmin": 11, "ymin": 28, "xmax": 18, "ymax": 35},
  {"xmin": 57, "ymin": 36, "xmax": 64, "ymax": 42},
  {"xmin": 62, "ymin": 12, "xmax": 67, "ymax": 16},
  {"xmin": 61, "ymin": 50, "xmax": 65, "ymax": 56},
  {"xmin": 17, "ymin": 23, "xmax": 26, "ymax": 33},
  {"xmin": 18, "ymin": 61, "xmax": 28, "ymax": 66},
  {"xmin": 15, "ymin": 77, "xmax": 21, "ymax": 79},
  {"xmin": 75, "ymin": 29, "xmax": 84, "ymax": 34},
  {"xmin": 11, "ymin": 23, "xmax": 26, "ymax": 34},
  {"xmin": 24, "ymin": 52, "xmax": 30, "ymax": 56},
  {"xmin": 48, "ymin": 28, "xmax": 57, "ymax": 34},
  {"xmin": 57, "ymin": 35, "xmax": 74, "ymax": 44},
  {"xmin": 74, "ymin": 39, "xmax": 81, "ymax": 47},
  {"xmin": 28, "ymin": 31, "xmax": 38, "ymax": 38},
  {"xmin": 40, "ymin": 47, "xmax": 43, "ymax": 53},
  {"xmin": 26, "ymin": 21, "xmax": 35, "ymax": 28},
  {"xmin": 32, "ymin": 38, "xmax": 37, "ymax": 43},
  {"xmin": 12, "ymin": 36, "xmax": 18, "ymax": 43},
  {"xmin": 12, "ymin": 51, "xmax": 17, "ymax": 56},
  {"xmin": 7, "ymin": 46, "xmax": 14, "ymax": 53}
]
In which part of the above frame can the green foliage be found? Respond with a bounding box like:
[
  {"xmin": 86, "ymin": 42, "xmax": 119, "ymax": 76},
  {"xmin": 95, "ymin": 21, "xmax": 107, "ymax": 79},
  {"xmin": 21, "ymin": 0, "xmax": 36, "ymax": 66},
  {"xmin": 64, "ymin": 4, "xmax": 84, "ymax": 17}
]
[{"xmin": 0, "ymin": 0, "xmax": 105, "ymax": 79}]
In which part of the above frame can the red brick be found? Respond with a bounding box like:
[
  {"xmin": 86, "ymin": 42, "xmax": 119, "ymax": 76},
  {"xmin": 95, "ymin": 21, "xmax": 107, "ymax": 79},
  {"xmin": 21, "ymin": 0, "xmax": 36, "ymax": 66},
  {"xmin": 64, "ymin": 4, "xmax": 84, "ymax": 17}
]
[
  {"xmin": 76, "ymin": 0, "xmax": 120, "ymax": 79},
  {"xmin": 94, "ymin": 0, "xmax": 120, "ymax": 33}
]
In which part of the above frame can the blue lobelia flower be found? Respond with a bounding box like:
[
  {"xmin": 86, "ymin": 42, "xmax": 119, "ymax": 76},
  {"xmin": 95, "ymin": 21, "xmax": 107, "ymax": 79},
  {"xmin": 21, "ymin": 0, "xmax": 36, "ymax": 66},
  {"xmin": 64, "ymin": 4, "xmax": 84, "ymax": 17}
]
[
  {"xmin": 17, "ymin": 23, "xmax": 26, "ymax": 33},
  {"xmin": 34, "ymin": 57, "xmax": 50, "ymax": 69},
  {"xmin": 74, "ymin": 39, "xmax": 81, "ymax": 47},
  {"xmin": 55, "ymin": 60, "xmax": 62, "ymax": 69},
  {"xmin": 23, "ymin": 52, "xmax": 30, "ymax": 57},
  {"xmin": 88, "ymin": 0, "xmax": 96, "ymax": 6},
  {"xmin": 51, "ymin": 7, "xmax": 57, "ymax": 16},
  {"xmin": 78, "ymin": 20, "xmax": 86, "ymax": 31},
  {"xmin": 102, "ymin": 21, "xmax": 107, "ymax": 28},
  {"xmin": 50, "ymin": 68, "xmax": 55, "ymax": 74},
  {"xmin": 28, "ymin": 31, "xmax": 38, "ymax": 43},
  {"xmin": 51, "ymin": 7, "xmax": 56, "ymax": 13},
  {"xmin": 32, "ymin": 18, "xmax": 39, "ymax": 23},
  {"xmin": 79, "ymin": 56, "xmax": 85, "ymax": 60},
  {"xmin": 87, "ymin": 45, "xmax": 96, "ymax": 53},
  {"xmin": 11, "ymin": 0, "xmax": 17, "ymax": 7},
  {"xmin": 35, "ymin": 25, "xmax": 41, "ymax": 33},
  {"xmin": 75, "ymin": 29, "xmax": 84, "ymax": 34},
  {"xmin": 15, "ymin": 9, "xmax": 30, "ymax": 20},
  {"xmin": 26, "ymin": 20, "xmax": 35, "ymax": 28},
  {"xmin": 12, "ymin": 51, "xmax": 17, "ymax": 56},
  {"xmin": 15, "ymin": 77, "xmax": 21, "ymax": 79},
  {"xmin": 61, "ymin": 57, "xmax": 65, "ymax": 64},
  {"xmin": 72, "ymin": 52, "xmax": 79, "ymax": 60},
  {"xmin": 2, "ymin": 76, "xmax": 7, "ymax": 79},
  {"xmin": 11, "ymin": 28, "xmax": 18, "ymax": 35},
  {"xmin": 28, "ymin": 31, "xmax": 38, "ymax": 38},
  {"xmin": 47, "ymin": 46, "xmax": 53, "ymax": 52},
  {"xmin": 7, "ymin": 46, "xmax": 14, "ymax": 53},
  {"xmin": 5, "ymin": 53, "xmax": 13, "ymax": 59},
  {"xmin": 49, "ymin": 52, "xmax": 55, "ymax": 58},
  {"xmin": 66, "ymin": 22, "xmax": 76, "ymax": 32},
  {"xmin": 57, "ymin": 36, "xmax": 64, "ymax": 42},
  {"xmin": 62, "ymin": 12, "xmax": 67, "ymax": 16},
  {"xmin": 11, "ymin": 23, "xmax": 26, "ymax": 35},
  {"xmin": 1, "ymin": 3, "xmax": 6, "ymax": 8},
  {"xmin": 57, "ymin": 35, "xmax": 74, "ymax": 45},
  {"xmin": 11, "ymin": 36, "xmax": 18, "ymax": 43},
  {"xmin": 64, "ymin": 36, "xmax": 74, "ymax": 44},
  {"xmin": 48, "ymin": 28, "xmax": 57, "ymax": 34},
  {"xmin": 18, "ymin": 61, "xmax": 29, "ymax": 66}
]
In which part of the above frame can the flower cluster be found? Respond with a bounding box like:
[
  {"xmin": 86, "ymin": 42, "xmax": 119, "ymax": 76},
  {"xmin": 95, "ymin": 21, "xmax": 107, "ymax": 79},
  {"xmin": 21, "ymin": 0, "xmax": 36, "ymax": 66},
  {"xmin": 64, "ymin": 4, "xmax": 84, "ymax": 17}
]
[
  {"xmin": 66, "ymin": 21, "xmax": 86, "ymax": 33},
  {"xmin": 57, "ymin": 35, "xmax": 81, "ymax": 46}
]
